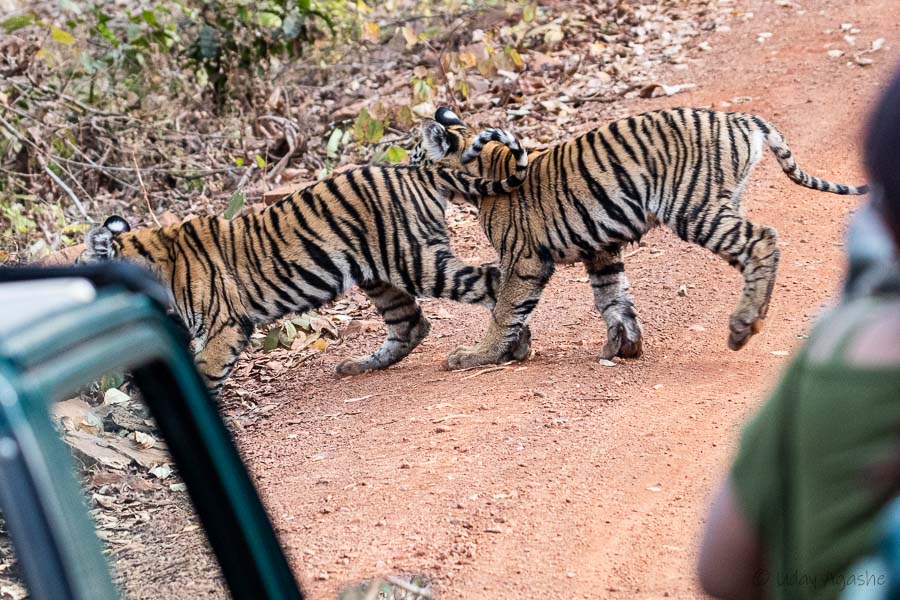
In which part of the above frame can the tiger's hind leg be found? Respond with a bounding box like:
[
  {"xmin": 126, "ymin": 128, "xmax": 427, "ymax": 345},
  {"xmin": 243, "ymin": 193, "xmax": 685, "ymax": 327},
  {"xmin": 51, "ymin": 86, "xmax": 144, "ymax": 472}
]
[
  {"xmin": 676, "ymin": 200, "xmax": 780, "ymax": 351},
  {"xmin": 583, "ymin": 247, "xmax": 644, "ymax": 360},
  {"xmin": 335, "ymin": 281, "xmax": 431, "ymax": 376}
]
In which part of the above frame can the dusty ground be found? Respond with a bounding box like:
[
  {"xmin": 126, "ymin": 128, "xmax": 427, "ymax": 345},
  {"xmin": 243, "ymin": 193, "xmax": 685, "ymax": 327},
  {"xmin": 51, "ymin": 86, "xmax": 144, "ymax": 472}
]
[
  {"xmin": 234, "ymin": 1, "xmax": 897, "ymax": 598},
  {"xmin": 4, "ymin": 0, "xmax": 895, "ymax": 598}
]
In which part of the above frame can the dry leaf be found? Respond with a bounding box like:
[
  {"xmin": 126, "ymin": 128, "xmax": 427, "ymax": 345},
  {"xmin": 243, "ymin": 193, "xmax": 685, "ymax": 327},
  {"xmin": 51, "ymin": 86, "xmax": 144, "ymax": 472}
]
[
  {"xmin": 103, "ymin": 388, "xmax": 130, "ymax": 406},
  {"xmin": 362, "ymin": 22, "xmax": 381, "ymax": 44},
  {"xmin": 132, "ymin": 431, "xmax": 156, "ymax": 449},
  {"xmin": 639, "ymin": 82, "xmax": 697, "ymax": 98},
  {"xmin": 150, "ymin": 464, "xmax": 172, "ymax": 479}
]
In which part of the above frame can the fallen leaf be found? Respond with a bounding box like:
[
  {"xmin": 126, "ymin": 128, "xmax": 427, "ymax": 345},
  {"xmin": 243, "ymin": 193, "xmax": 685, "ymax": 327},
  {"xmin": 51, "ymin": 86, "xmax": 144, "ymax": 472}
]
[
  {"xmin": 52, "ymin": 398, "xmax": 94, "ymax": 429},
  {"xmin": 79, "ymin": 412, "xmax": 104, "ymax": 435},
  {"xmin": 157, "ymin": 210, "xmax": 180, "ymax": 226},
  {"xmin": 92, "ymin": 493, "xmax": 118, "ymax": 510},
  {"xmin": 150, "ymin": 464, "xmax": 173, "ymax": 479},
  {"xmin": 309, "ymin": 314, "xmax": 339, "ymax": 338},
  {"xmin": 64, "ymin": 431, "xmax": 131, "ymax": 470},
  {"xmin": 412, "ymin": 102, "xmax": 436, "ymax": 118},
  {"xmin": 103, "ymin": 388, "xmax": 130, "ymax": 406},
  {"xmin": 132, "ymin": 431, "xmax": 156, "ymax": 449},
  {"xmin": 342, "ymin": 319, "xmax": 382, "ymax": 336},
  {"xmin": 639, "ymin": 82, "xmax": 697, "ymax": 98}
]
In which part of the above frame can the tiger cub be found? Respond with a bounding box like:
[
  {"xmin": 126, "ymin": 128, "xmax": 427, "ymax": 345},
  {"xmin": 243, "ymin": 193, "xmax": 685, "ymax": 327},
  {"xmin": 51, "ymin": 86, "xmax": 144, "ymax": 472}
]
[
  {"xmin": 78, "ymin": 125, "xmax": 528, "ymax": 397},
  {"xmin": 413, "ymin": 107, "xmax": 867, "ymax": 369}
]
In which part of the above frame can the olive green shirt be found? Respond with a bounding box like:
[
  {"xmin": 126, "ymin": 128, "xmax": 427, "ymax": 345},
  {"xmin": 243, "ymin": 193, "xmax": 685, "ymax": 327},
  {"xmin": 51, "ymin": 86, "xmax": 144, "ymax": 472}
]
[{"xmin": 732, "ymin": 298, "xmax": 900, "ymax": 600}]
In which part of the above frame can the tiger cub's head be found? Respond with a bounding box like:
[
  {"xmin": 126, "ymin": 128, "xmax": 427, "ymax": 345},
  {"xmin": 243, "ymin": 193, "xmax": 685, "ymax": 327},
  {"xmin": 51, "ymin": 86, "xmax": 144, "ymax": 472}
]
[
  {"xmin": 411, "ymin": 107, "xmax": 474, "ymax": 168},
  {"xmin": 77, "ymin": 216, "xmax": 132, "ymax": 263},
  {"xmin": 78, "ymin": 215, "xmax": 175, "ymax": 269},
  {"xmin": 412, "ymin": 107, "xmax": 522, "ymax": 182}
]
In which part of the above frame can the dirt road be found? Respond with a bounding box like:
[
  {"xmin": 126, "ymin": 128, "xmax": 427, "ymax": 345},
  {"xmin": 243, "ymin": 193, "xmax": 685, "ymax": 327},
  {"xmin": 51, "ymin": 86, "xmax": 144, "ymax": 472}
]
[{"xmin": 236, "ymin": 1, "xmax": 898, "ymax": 597}]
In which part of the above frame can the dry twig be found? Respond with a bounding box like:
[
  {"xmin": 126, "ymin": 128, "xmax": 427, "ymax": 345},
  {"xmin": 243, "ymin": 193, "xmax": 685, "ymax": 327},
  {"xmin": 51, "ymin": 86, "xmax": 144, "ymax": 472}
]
[
  {"xmin": 132, "ymin": 151, "xmax": 160, "ymax": 227},
  {"xmin": 384, "ymin": 576, "xmax": 433, "ymax": 599}
]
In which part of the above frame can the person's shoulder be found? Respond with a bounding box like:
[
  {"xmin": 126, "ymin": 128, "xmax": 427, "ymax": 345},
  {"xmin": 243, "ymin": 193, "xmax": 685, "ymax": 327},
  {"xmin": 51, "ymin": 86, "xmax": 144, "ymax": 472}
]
[
  {"xmin": 844, "ymin": 300, "xmax": 900, "ymax": 367},
  {"xmin": 807, "ymin": 297, "xmax": 900, "ymax": 368}
]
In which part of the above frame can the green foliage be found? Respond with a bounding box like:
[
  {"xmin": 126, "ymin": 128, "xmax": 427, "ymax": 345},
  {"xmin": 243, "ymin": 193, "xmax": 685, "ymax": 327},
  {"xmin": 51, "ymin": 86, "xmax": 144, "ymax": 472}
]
[
  {"xmin": 411, "ymin": 75, "xmax": 434, "ymax": 103},
  {"xmin": 353, "ymin": 108, "xmax": 384, "ymax": 145},
  {"xmin": 50, "ymin": 26, "xmax": 76, "ymax": 45},
  {"xmin": 326, "ymin": 128, "xmax": 343, "ymax": 159},
  {"xmin": 182, "ymin": 0, "xmax": 337, "ymax": 107},
  {"xmin": 223, "ymin": 191, "xmax": 245, "ymax": 219},
  {"xmin": 5, "ymin": 2, "xmax": 343, "ymax": 110},
  {"xmin": 1, "ymin": 203, "xmax": 37, "ymax": 234},
  {"xmin": 373, "ymin": 145, "xmax": 407, "ymax": 163},
  {"xmin": 384, "ymin": 145, "xmax": 408, "ymax": 163},
  {"xmin": 1, "ymin": 14, "xmax": 36, "ymax": 33}
]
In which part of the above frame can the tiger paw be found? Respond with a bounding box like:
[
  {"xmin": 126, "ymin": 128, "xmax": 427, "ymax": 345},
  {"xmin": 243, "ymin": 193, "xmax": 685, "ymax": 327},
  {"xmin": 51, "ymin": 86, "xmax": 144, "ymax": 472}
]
[
  {"xmin": 335, "ymin": 357, "xmax": 374, "ymax": 377},
  {"xmin": 501, "ymin": 326, "xmax": 532, "ymax": 362},
  {"xmin": 728, "ymin": 313, "xmax": 764, "ymax": 351},
  {"xmin": 599, "ymin": 321, "xmax": 643, "ymax": 360},
  {"xmin": 446, "ymin": 345, "xmax": 503, "ymax": 371}
]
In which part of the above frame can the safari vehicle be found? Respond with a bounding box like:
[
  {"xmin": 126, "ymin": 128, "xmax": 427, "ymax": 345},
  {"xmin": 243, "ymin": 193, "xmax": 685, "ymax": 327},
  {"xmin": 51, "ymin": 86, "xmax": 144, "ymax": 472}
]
[{"xmin": 0, "ymin": 264, "xmax": 304, "ymax": 599}]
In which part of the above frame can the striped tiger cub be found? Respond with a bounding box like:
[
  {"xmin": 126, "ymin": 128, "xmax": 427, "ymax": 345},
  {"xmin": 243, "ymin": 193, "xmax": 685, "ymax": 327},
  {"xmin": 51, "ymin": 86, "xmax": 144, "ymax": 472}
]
[
  {"xmin": 413, "ymin": 107, "xmax": 868, "ymax": 369},
  {"xmin": 78, "ymin": 126, "xmax": 528, "ymax": 397}
]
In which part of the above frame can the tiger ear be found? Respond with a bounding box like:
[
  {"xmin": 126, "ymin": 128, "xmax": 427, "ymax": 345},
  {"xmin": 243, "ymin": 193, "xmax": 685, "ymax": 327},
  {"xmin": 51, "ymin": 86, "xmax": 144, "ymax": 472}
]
[
  {"xmin": 421, "ymin": 118, "xmax": 451, "ymax": 161},
  {"xmin": 435, "ymin": 106, "xmax": 464, "ymax": 127},
  {"xmin": 103, "ymin": 215, "xmax": 131, "ymax": 235}
]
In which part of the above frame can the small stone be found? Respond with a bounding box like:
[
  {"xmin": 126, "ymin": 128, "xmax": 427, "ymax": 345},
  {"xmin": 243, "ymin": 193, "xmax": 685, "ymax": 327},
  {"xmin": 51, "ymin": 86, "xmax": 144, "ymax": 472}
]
[
  {"xmin": 435, "ymin": 425, "xmax": 451, "ymax": 433},
  {"xmin": 677, "ymin": 284, "xmax": 688, "ymax": 297},
  {"xmin": 771, "ymin": 350, "xmax": 789, "ymax": 356},
  {"xmin": 599, "ymin": 359, "xmax": 617, "ymax": 367}
]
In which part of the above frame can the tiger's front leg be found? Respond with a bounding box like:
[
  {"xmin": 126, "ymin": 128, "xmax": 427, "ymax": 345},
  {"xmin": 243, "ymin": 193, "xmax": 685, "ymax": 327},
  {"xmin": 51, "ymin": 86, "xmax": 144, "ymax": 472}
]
[
  {"xmin": 447, "ymin": 258, "xmax": 552, "ymax": 370},
  {"xmin": 193, "ymin": 320, "xmax": 252, "ymax": 399}
]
